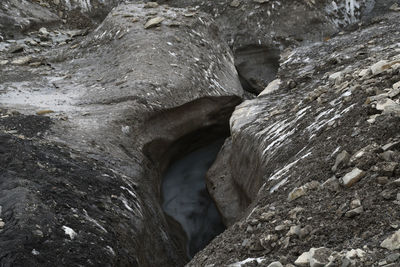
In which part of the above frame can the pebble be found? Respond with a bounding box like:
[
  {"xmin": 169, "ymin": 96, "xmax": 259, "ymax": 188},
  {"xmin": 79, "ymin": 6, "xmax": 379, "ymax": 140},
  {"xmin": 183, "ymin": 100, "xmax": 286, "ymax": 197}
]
[
  {"xmin": 39, "ymin": 27, "xmax": 50, "ymax": 36},
  {"xmin": 350, "ymin": 199, "xmax": 361, "ymax": 209},
  {"xmin": 288, "ymin": 186, "xmax": 306, "ymax": 202},
  {"xmin": 230, "ymin": 0, "xmax": 241, "ymax": 7},
  {"xmin": 32, "ymin": 229, "xmax": 44, "ymax": 237},
  {"xmin": 329, "ymin": 71, "xmax": 343, "ymax": 82},
  {"xmin": 287, "ymin": 225, "xmax": 301, "ymax": 237},
  {"xmin": 345, "ymin": 206, "xmax": 363, "ymax": 218},
  {"xmin": 11, "ymin": 56, "xmax": 32, "ymax": 65},
  {"xmin": 144, "ymin": 2, "xmax": 159, "ymax": 8},
  {"xmin": 36, "ymin": 110, "xmax": 54, "ymax": 115},
  {"xmin": 377, "ymin": 176, "xmax": 389, "ymax": 184}
]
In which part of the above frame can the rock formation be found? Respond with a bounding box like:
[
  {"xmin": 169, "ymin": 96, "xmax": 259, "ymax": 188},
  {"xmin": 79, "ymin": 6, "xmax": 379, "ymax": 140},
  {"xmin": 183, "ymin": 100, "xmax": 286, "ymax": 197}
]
[{"xmin": 1, "ymin": 0, "xmax": 400, "ymax": 266}]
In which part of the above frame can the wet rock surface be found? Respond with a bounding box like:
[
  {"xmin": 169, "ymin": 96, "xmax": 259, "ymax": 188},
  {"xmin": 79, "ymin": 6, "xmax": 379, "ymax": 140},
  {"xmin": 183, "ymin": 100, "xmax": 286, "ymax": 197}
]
[{"xmin": 2, "ymin": 0, "xmax": 400, "ymax": 266}]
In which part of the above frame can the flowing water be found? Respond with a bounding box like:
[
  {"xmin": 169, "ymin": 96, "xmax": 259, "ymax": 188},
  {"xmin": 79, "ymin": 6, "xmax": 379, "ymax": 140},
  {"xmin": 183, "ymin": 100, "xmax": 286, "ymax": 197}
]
[{"xmin": 162, "ymin": 139, "xmax": 226, "ymax": 258}]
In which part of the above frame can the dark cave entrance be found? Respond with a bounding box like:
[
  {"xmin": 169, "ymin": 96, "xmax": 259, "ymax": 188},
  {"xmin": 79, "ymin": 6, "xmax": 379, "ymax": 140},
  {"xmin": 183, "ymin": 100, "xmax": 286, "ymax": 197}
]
[
  {"xmin": 141, "ymin": 97, "xmax": 242, "ymax": 261},
  {"xmin": 161, "ymin": 138, "xmax": 226, "ymax": 258},
  {"xmin": 234, "ymin": 45, "xmax": 280, "ymax": 94}
]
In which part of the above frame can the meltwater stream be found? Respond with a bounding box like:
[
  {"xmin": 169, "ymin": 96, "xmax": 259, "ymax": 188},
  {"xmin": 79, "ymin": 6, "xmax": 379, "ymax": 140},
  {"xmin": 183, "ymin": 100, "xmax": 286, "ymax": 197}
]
[{"xmin": 162, "ymin": 139, "xmax": 226, "ymax": 258}]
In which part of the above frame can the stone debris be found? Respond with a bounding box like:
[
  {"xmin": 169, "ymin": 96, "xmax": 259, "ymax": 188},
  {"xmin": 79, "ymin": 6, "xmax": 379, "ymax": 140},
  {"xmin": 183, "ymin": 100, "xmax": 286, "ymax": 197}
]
[
  {"xmin": 328, "ymin": 71, "xmax": 343, "ymax": 82},
  {"xmin": 321, "ymin": 177, "xmax": 340, "ymax": 192},
  {"xmin": 288, "ymin": 181, "xmax": 320, "ymax": 202},
  {"xmin": 267, "ymin": 261, "xmax": 283, "ymax": 267},
  {"xmin": 309, "ymin": 247, "xmax": 332, "ymax": 267},
  {"xmin": 294, "ymin": 251, "xmax": 311, "ymax": 266},
  {"xmin": 36, "ymin": 110, "xmax": 54, "ymax": 115},
  {"xmin": 230, "ymin": 0, "xmax": 241, "ymax": 8},
  {"xmin": 288, "ymin": 186, "xmax": 307, "ymax": 202},
  {"xmin": 11, "ymin": 56, "xmax": 32, "ymax": 65},
  {"xmin": 332, "ymin": 150, "xmax": 350, "ymax": 172},
  {"xmin": 371, "ymin": 60, "xmax": 389, "ymax": 75},
  {"xmin": 39, "ymin": 27, "xmax": 50, "ymax": 36},
  {"xmin": 144, "ymin": 17, "xmax": 164, "ymax": 29},
  {"xmin": 259, "ymin": 79, "xmax": 281, "ymax": 96},
  {"xmin": 390, "ymin": 3, "xmax": 400, "ymax": 11},
  {"xmin": 341, "ymin": 168, "xmax": 366, "ymax": 187},
  {"xmin": 345, "ymin": 206, "xmax": 363, "ymax": 218},
  {"xmin": 393, "ymin": 81, "xmax": 400, "ymax": 90},
  {"xmin": 381, "ymin": 230, "xmax": 400, "ymax": 250},
  {"xmin": 144, "ymin": 2, "xmax": 159, "ymax": 8}
]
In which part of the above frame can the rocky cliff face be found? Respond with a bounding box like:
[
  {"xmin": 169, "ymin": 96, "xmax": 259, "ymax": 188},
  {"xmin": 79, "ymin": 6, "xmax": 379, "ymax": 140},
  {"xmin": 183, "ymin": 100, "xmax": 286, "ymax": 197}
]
[{"xmin": 1, "ymin": 0, "xmax": 400, "ymax": 266}]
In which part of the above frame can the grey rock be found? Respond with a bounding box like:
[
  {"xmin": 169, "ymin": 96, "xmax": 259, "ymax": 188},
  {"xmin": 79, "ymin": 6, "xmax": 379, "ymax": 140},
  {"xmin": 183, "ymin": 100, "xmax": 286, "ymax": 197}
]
[
  {"xmin": 287, "ymin": 225, "xmax": 301, "ymax": 237},
  {"xmin": 350, "ymin": 199, "xmax": 361, "ymax": 209},
  {"xmin": 382, "ymin": 141, "xmax": 400, "ymax": 151},
  {"xmin": 288, "ymin": 186, "xmax": 307, "ymax": 202},
  {"xmin": 375, "ymin": 161, "xmax": 398, "ymax": 176},
  {"xmin": 345, "ymin": 206, "xmax": 364, "ymax": 218},
  {"xmin": 393, "ymin": 81, "xmax": 400, "ymax": 90},
  {"xmin": 206, "ymin": 139, "xmax": 247, "ymax": 226},
  {"xmin": 310, "ymin": 247, "xmax": 332, "ymax": 267},
  {"xmin": 294, "ymin": 251, "xmax": 310, "ymax": 266},
  {"xmin": 144, "ymin": 16, "xmax": 164, "ymax": 29},
  {"xmin": 260, "ymin": 79, "xmax": 282, "ymax": 96},
  {"xmin": 386, "ymin": 252, "xmax": 400, "ymax": 263},
  {"xmin": 377, "ymin": 176, "xmax": 390, "ymax": 185},
  {"xmin": 371, "ymin": 60, "xmax": 389, "ymax": 75},
  {"xmin": 144, "ymin": 2, "xmax": 159, "ymax": 8},
  {"xmin": 11, "ymin": 56, "xmax": 32, "ymax": 65},
  {"xmin": 332, "ymin": 150, "xmax": 351, "ymax": 172},
  {"xmin": 381, "ymin": 229, "xmax": 400, "ymax": 250},
  {"xmin": 341, "ymin": 168, "xmax": 366, "ymax": 187},
  {"xmin": 267, "ymin": 261, "xmax": 283, "ymax": 267},
  {"xmin": 230, "ymin": 0, "xmax": 241, "ymax": 7},
  {"xmin": 322, "ymin": 177, "xmax": 340, "ymax": 191},
  {"xmin": 375, "ymin": 98, "xmax": 400, "ymax": 115}
]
